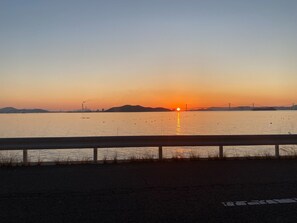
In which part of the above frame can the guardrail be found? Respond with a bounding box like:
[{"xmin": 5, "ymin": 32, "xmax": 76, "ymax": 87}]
[{"xmin": 1, "ymin": 134, "xmax": 297, "ymax": 164}]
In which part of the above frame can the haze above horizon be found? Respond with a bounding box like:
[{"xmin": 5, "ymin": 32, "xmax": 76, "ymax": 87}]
[{"xmin": 1, "ymin": 0, "xmax": 296, "ymax": 111}]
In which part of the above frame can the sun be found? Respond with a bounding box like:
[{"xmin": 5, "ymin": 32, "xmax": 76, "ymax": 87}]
[{"xmin": 176, "ymin": 107, "xmax": 181, "ymax": 112}]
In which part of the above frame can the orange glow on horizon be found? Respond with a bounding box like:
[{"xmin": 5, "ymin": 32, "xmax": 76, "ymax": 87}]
[{"xmin": 0, "ymin": 86, "xmax": 295, "ymax": 111}]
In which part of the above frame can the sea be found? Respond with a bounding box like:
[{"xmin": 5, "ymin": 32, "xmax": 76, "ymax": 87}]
[{"xmin": 0, "ymin": 111, "xmax": 297, "ymax": 162}]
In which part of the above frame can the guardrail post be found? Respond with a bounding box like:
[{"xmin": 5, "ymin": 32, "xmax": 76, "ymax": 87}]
[
  {"xmin": 159, "ymin": 146, "xmax": 163, "ymax": 160},
  {"xmin": 93, "ymin": 148, "xmax": 98, "ymax": 163},
  {"xmin": 23, "ymin": 149, "xmax": 28, "ymax": 164},
  {"xmin": 275, "ymin": 145, "xmax": 279, "ymax": 158},
  {"xmin": 219, "ymin": 146, "xmax": 224, "ymax": 159}
]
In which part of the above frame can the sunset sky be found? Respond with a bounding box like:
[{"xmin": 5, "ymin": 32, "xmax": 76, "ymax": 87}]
[{"xmin": 1, "ymin": 0, "xmax": 297, "ymax": 111}]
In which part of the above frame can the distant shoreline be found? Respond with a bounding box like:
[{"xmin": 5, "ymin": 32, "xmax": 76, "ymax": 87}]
[
  {"xmin": 0, "ymin": 104, "xmax": 296, "ymax": 114},
  {"xmin": 1, "ymin": 110, "xmax": 297, "ymax": 114}
]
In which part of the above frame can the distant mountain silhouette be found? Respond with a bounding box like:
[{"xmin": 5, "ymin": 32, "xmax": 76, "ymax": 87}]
[
  {"xmin": 105, "ymin": 105, "xmax": 171, "ymax": 112},
  {"xmin": 252, "ymin": 107, "xmax": 276, "ymax": 111},
  {"xmin": 0, "ymin": 107, "xmax": 48, "ymax": 113},
  {"xmin": 194, "ymin": 106, "xmax": 285, "ymax": 111},
  {"xmin": 195, "ymin": 106, "xmax": 253, "ymax": 111}
]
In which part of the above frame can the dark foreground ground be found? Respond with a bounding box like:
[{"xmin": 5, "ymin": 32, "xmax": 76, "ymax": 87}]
[{"xmin": 2, "ymin": 160, "xmax": 297, "ymax": 222}]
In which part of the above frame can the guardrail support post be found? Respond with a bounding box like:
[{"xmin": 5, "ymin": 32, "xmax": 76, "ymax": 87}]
[
  {"xmin": 93, "ymin": 148, "xmax": 98, "ymax": 163},
  {"xmin": 275, "ymin": 145, "xmax": 279, "ymax": 158},
  {"xmin": 23, "ymin": 149, "xmax": 28, "ymax": 164},
  {"xmin": 159, "ymin": 146, "xmax": 163, "ymax": 160},
  {"xmin": 219, "ymin": 146, "xmax": 224, "ymax": 159}
]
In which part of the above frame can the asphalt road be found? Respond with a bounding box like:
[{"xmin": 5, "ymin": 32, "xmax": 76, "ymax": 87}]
[{"xmin": 1, "ymin": 159, "xmax": 297, "ymax": 222}]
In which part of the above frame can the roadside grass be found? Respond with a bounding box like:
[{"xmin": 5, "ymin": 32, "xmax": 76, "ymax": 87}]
[
  {"xmin": 102, "ymin": 155, "xmax": 108, "ymax": 164},
  {"xmin": 112, "ymin": 152, "xmax": 118, "ymax": 164},
  {"xmin": 0, "ymin": 157, "xmax": 15, "ymax": 167},
  {"xmin": 0, "ymin": 153, "xmax": 21, "ymax": 167}
]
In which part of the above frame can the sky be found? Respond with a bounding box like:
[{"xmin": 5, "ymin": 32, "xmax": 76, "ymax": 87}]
[{"xmin": 0, "ymin": 0, "xmax": 297, "ymax": 111}]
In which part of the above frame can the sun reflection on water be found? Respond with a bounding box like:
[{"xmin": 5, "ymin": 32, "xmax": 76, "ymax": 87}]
[{"xmin": 176, "ymin": 112, "xmax": 181, "ymax": 135}]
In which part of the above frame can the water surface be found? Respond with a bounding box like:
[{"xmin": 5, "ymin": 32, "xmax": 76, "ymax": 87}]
[{"xmin": 0, "ymin": 111, "xmax": 296, "ymax": 162}]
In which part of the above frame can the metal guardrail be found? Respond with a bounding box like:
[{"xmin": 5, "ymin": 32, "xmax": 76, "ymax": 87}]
[{"xmin": 0, "ymin": 134, "xmax": 297, "ymax": 163}]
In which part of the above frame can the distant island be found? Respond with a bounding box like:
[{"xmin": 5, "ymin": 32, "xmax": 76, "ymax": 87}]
[
  {"xmin": 252, "ymin": 107, "xmax": 277, "ymax": 111},
  {"xmin": 105, "ymin": 105, "xmax": 171, "ymax": 112},
  {"xmin": 0, "ymin": 105, "xmax": 171, "ymax": 113},
  {"xmin": 0, "ymin": 107, "xmax": 48, "ymax": 113}
]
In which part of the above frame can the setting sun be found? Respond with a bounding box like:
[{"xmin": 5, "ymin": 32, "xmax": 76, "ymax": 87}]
[{"xmin": 176, "ymin": 107, "xmax": 181, "ymax": 112}]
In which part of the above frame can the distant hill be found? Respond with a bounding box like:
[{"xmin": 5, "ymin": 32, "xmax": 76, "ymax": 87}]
[
  {"xmin": 252, "ymin": 107, "xmax": 276, "ymax": 111},
  {"xmin": 194, "ymin": 106, "xmax": 294, "ymax": 111},
  {"xmin": 196, "ymin": 106, "xmax": 253, "ymax": 111},
  {"xmin": 0, "ymin": 107, "xmax": 48, "ymax": 113},
  {"xmin": 105, "ymin": 105, "xmax": 171, "ymax": 112}
]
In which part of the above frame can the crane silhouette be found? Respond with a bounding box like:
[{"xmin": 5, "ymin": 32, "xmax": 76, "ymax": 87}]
[{"xmin": 81, "ymin": 101, "xmax": 87, "ymax": 112}]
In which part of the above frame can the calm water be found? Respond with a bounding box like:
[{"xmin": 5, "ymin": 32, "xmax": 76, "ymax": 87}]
[{"xmin": 1, "ymin": 111, "xmax": 297, "ymax": 162}]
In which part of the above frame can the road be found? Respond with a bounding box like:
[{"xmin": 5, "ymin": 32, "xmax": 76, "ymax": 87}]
[{"xmin": 1, "ymin": 159, "xmax": 297, "ymax": 222}]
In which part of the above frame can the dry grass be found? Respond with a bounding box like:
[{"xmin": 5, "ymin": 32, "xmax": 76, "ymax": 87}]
[
  {"xmin": 4, "ymin": 149, "xmax": 297, "ymax": 167},
  {"xmin": 0, "ymin": 153, "xmax": 21, "ymax": 167},
  {"xmin": 112, "ymin": 152, "xmax": 118, "ymax": 164}
]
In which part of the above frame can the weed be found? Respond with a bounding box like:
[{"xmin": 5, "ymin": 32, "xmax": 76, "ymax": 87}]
[
  {"xmin": 113, "ymin": 152, "xmax": 118, "ymax": 163},
  {"xmin": 102, "ymin": 155, "xmax": 108, "ymax": 164}
]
